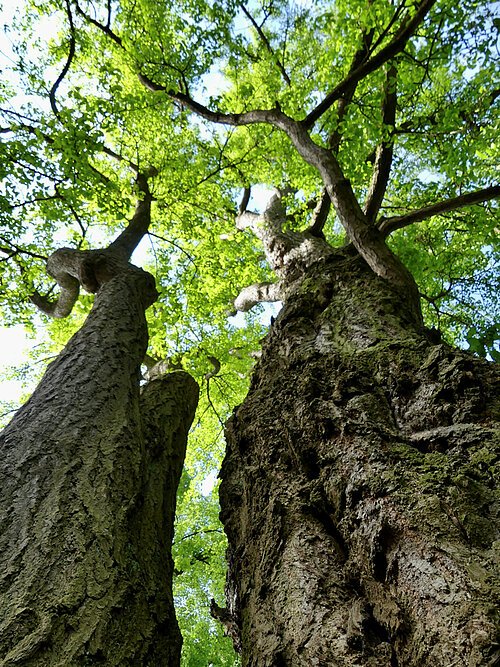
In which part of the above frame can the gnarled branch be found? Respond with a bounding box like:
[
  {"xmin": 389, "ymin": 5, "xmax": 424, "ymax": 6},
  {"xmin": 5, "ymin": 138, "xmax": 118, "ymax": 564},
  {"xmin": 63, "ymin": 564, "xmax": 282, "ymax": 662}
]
[
  {"xmin": 307, "ymin": 190, "xmax": 330, "ymax": 238},
  {"xmin": 29, "ymin": 281, "xmax": 80, "ymax": 319},
  {"xmin": 234, "ymin": 281, "xmax": 282, "ymax": 313},
  {"xmin": 108, "ymin": 169, "xmax": 157, "ymax": 261},
  {"xmin": 29, "ymin": 170, "xmax": 158, "ymax": 319}
]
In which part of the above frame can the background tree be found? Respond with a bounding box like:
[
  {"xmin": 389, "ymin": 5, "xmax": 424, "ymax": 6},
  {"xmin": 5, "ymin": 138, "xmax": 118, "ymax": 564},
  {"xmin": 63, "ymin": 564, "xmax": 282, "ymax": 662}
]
[{"xmin": 0, "ymin": 0, "xmax": 499, "ymax": 664}]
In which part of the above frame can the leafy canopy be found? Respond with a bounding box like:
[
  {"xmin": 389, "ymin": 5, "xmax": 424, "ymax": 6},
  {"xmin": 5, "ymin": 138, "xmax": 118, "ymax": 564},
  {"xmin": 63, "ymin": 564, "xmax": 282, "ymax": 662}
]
[{"xmin": 1, "ymin": 0, "xmax": 498, "ymax": 662}]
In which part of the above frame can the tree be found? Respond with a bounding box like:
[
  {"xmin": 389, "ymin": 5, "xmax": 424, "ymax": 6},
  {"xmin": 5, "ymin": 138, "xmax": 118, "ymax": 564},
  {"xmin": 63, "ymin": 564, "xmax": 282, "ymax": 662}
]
[
  {"xmin": 0, "ymin": 0, "xmax": 499, "ymax": 665},
  {"xmin": 0, "ymin": 173, "xmax": 199, "ymax": 664}
]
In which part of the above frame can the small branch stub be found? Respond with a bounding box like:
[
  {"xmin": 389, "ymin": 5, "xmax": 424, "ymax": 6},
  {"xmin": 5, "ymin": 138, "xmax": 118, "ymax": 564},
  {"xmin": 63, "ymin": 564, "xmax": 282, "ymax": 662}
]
[{"xmin": 210, "ymin": 599, "xmax": 241, "ymax": 654}]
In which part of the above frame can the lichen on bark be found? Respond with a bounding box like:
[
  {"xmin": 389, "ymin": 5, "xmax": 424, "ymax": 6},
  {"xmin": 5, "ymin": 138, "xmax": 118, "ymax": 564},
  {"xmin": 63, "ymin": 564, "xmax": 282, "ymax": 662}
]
[{"xmin": 220, "ymin": 251, "xmax": 499, "ymax": 666}]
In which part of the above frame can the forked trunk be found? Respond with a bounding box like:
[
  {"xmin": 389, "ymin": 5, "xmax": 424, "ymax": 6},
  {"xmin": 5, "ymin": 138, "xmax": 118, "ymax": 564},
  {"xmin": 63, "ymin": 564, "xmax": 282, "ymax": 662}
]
[
  {"xmin": 220, "ymin": 250, "xmax": 499, "ymax": 665},
  {"xmin": 0, "ymin": 268, "xmax": 198, "ymax": 666}
]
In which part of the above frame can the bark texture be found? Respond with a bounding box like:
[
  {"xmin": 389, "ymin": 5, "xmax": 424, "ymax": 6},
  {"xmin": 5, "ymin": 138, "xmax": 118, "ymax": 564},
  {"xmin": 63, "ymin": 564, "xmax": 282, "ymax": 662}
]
[
  {"xmin": 220, "ymin": 251, "xmax": 499, "ymax": 666},
  {"xmin": 0, "ymin": 266, "xmax": 199, "ymax": 666}
]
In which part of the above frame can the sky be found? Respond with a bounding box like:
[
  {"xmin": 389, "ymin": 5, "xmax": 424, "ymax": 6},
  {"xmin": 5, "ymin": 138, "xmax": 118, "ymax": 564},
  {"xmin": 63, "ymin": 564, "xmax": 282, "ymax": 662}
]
[{"xmin": 0, "ymin": 326, "xmax": 34, "ymax": 407}]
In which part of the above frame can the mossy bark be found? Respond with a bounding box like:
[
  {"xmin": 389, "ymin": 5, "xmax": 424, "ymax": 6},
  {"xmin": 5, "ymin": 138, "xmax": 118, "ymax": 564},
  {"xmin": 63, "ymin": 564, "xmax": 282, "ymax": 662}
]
[
  {"xmin": 220, "ymin": 251, "xmax": 499, "ymax": 666},
  {"xmin": 0, "ymin": 268, "xmax": 199, "ymax": 666}
]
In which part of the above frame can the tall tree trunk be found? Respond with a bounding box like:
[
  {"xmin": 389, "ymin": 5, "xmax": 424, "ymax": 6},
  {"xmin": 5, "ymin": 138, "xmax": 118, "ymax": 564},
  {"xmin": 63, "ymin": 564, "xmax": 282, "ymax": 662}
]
[
  {"xmin": 220, "ymin": 251, "xmax": 499, "ymax": 666},
  {"xmin": 0, "ymin": 267, "xmax": 199, "ymax": 666}
]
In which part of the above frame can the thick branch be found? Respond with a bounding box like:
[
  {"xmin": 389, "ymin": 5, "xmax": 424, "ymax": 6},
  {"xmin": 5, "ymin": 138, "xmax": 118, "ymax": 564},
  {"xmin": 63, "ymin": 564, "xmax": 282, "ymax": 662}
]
[
  {"xmin": 31, "ymin": 247, "xmax": 158, "ymax": 319},
  {"xmin": 378, "ymin": 185, "xmax": 500, "ymax": 236},
  {"xmin": 0, "ymin": 242, "xmax": 79, "ymax": 318},
  {"xmin": 235, "ymin": 191, "xmax": 317, "ymax": 279},
  {"xmin": 28, "ymin": 170, "xmax": 156, "ymax": 319},
  {"xmin": 364, "ymin": 63, "xmax": 398, "ymax": 223},
  {"xmin": 29, "ymin": 280, "xmax": 80, "ymax": 318},
  {"xmin": 108, "ymin": 170, "xmax": 156, "ymax": 260},
  {"xmin": 205, "ymin": 356, "xmax": 221, "ymax": 380},
  {"xmin": 31, "ymin": 249, "xmax": 98, "ymax": 319},
  {"xmin": 234, "ymin": 281, "xmax": 282, "ymax": 312},
  {"xmin": 307, "ymin": 190, "xmax": 330, "ymax": 237},
  {"xmin": 139, "ymin": 74, "xmax": 282, "ymax": 126},
  {"xmin": 157, "ymin": 89, "xmax": 417, "ymax": 294},
  {"xmin": 145, "ymin": 92, "xmax": 362, "ymax": 246},
  {"xmin": 303, "ymin": 0, "xmax": 436, "ymax": 129},
  {"xmin": 263, "ymin": 119, "xmax": 418, "ymax": 294},
  {"xmin": 138, "ymin": 61, "xmax": 419, "ymax": 302},
  {"xmin": 239, "ymin": 186, "xmax": 251, "ymax": 214},
  {"xmin": 236, "ymin": 192, "xmax": 287, "ymax": 238}
]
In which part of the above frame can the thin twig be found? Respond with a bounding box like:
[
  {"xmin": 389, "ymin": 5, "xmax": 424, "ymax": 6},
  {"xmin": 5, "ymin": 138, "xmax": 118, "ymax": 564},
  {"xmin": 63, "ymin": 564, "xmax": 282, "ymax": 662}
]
[{"xmin": 239, "ymin": 2, "xmax": 291, "ymax": 85}]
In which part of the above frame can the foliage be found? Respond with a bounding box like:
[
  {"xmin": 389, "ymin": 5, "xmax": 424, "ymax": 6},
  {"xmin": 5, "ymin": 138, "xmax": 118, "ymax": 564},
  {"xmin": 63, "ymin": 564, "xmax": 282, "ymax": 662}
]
[{"xmin": 0, "ymin": 0, "xmax": 498, "ymax": 662}]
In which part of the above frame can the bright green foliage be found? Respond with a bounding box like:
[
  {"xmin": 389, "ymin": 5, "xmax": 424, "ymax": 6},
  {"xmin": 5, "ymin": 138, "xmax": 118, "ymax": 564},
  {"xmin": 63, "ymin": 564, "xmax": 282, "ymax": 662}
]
[
  {"xmin": 174, "ymin": 477, "xmax": 240, "ymax": 667},
  {"xmin": 1, "ymin": 0, "xmax": 498, "ymax": 662}
]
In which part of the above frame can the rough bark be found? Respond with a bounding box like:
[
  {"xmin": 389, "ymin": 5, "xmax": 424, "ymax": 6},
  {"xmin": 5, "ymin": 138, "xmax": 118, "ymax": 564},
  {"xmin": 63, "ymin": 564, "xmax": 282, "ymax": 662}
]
[
  {"xmin": 220, "ymin": 251, "xmax": 499, "ymax": 666},
  {"xmin": 0, "ymin": 265, "xmax": 199, "ymax": 666}
]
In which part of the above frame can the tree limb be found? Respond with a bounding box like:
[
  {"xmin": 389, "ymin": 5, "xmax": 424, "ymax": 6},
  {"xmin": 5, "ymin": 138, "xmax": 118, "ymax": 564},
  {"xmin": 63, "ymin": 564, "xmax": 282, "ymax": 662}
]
[
  {"xmin": 239, "ymin": 186, "xmax": 251, "ymax": 214},
  {"xmin": 205, "ymin": 356, "xmax": 221, "ymax": 380},
  {"xmin": 29, "ymin": 248, "xmax": 83, "ymax": 318},
  {"xmin": 151, "ymin": 88, "xmax": 416, "ymax": 293},
  {"xmin": 234, "ymin": 281, "xmax": 282, "ymax": 312},
  {"xmin": 27, "ymin": 171, "xmax": 158, "ymax": 319},
  {"xmin": 138, "ymin": 73, "xmax": 282, "ymax": 126},
  {"xmin": 236, "ymin": 191, "xmax": 286, "ymax": 237},
  {"xmin": 307, "ymin": 190, "xmax": 330, "ymax": 238},
  {"xmin": 378, "ymin": 185, "xmax": 500, "ymax": 236},
  {"xmin": 364, "ymin": 63, "xmax": 398, "ymax": 223},
  {"xmin": 108, "ymin": 169, "xmax": 157, "ymax": 260},
  {"xmin": 302, "ymin": 0, "xmax": 436, "ymax": 129},
  {"xmin": 49, "ymin": 0, "xmax": 76, "ymax": 118},
  {"xmin": 29, "ymin": 281, "xmax": 80, "ymax": 319},
  {"xmin": 136, "ymin": 48, "xmax": 419, "ymax": 300}
]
